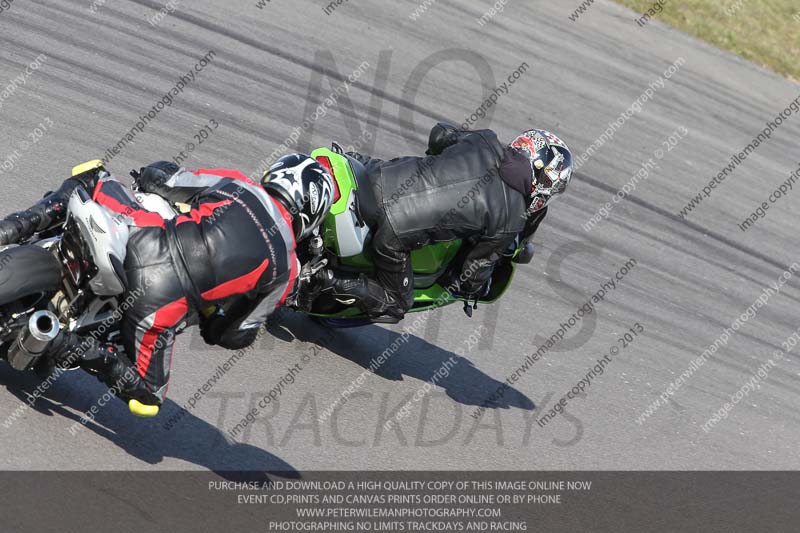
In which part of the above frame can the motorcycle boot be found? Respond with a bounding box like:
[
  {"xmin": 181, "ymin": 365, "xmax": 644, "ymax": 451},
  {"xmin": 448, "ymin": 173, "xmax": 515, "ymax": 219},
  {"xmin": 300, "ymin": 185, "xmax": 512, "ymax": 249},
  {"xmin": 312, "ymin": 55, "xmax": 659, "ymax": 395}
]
[
  {"xmin": 316, "ymin": 269, "xmax": 406, "ymax": 320},
  {"xmin": 46, "ymin": 330, "xmax": 160, "ymax": 406}
]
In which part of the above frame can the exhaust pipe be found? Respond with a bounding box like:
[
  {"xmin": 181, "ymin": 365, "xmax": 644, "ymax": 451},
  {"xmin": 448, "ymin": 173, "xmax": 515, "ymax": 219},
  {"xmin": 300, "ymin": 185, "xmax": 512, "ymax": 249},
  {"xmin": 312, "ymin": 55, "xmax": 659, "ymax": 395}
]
[{"xmin": 7, "ymin": 310, "xmax": 60, "ymax": 371}]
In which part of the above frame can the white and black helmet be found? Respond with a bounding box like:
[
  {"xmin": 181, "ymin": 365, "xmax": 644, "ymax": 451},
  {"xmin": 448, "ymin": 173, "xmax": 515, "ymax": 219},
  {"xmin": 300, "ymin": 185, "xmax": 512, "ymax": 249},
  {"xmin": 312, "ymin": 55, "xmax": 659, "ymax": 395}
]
[{"xmin": 262, "ymin": 154, "xmax": 334, "ymax": 241}]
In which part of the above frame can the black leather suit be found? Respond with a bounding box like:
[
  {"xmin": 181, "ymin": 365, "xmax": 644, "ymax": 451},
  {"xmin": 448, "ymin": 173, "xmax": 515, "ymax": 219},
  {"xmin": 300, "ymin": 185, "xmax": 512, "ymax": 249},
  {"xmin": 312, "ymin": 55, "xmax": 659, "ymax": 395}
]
[{"xmin": 337, "ymin": 123, "xmax": 547, "ymax": 318}]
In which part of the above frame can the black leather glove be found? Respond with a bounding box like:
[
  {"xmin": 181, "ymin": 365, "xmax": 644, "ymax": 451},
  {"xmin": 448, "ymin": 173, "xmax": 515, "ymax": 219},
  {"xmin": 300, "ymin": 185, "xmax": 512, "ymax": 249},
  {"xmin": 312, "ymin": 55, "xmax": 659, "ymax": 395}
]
[
  {"xmin": 131, "ymin": 165, "xmax": 173, "ymax": 194},
  {"xmin": 294, "ymin": 277, "xmax": 322, "ymax": 312},
  {"xmin": 345, "ymin": 151, "xmax": 366, "ymax": 163}
]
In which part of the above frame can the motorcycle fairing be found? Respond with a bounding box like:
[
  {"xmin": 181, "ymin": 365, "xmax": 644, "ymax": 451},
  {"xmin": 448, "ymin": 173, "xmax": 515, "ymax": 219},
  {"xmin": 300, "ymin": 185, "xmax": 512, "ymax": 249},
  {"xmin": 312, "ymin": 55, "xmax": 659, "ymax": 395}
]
[
  {"xmin": 66, "ymin": 187, "xmax": 129, "ymax": 296},
  {"xmin": 312, "ymin": 147, "xmax": 370, "ymax": 258}
]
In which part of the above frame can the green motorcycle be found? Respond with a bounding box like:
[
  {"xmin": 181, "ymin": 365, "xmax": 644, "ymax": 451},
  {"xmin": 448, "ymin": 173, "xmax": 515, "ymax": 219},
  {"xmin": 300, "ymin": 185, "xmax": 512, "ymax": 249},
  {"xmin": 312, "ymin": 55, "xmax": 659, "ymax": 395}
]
[{"xmin": 290, "ymin": 144, "xmax": 535, "ymax": 327}]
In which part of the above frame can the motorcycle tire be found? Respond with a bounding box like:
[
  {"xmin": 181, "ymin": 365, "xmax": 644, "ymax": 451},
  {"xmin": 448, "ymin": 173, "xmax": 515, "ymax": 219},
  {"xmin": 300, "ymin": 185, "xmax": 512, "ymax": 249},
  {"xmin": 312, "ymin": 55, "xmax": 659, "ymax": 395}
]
[{"xmin": 0, "ymin": 245, "xmax": 62, "ymax": 307}]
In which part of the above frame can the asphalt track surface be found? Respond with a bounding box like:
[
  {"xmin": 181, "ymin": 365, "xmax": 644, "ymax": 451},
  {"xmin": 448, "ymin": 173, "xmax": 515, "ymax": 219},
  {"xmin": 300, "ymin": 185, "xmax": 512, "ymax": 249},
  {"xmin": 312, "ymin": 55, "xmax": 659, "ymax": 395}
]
[{"xmin": 0, "ymin": 0, "xmax": 798, "ymax": 473}]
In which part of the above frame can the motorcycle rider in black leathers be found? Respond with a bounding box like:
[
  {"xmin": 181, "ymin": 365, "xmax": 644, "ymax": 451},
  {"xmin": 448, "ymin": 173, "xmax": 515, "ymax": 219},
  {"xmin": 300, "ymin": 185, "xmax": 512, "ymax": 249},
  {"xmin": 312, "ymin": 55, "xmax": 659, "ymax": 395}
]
[
  {"xmin": 316, "ymin": 123, "xmax": 574, "ymax": 320},
  {"xmin": 0, "ymin": 155, "xmax": 333, "ymax": 414}
]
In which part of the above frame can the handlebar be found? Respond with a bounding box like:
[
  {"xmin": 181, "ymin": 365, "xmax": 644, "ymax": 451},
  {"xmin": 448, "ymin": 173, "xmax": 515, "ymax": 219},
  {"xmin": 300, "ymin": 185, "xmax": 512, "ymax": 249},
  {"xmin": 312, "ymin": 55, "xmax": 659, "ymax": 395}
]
[
  {"xmin": 0, "ymin": 212, "xmax": 39, "ymax": 246},
  {"xmin": 0, "ymin": 197, "xmax": 66, "ymax": 246}
]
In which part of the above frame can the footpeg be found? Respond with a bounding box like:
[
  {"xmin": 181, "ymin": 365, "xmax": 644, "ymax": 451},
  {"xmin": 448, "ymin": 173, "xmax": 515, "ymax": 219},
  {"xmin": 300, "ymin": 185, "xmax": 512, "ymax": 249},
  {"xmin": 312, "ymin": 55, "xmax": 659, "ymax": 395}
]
[{"xmin": 463, "ymin": 300, "xmax": 477, "ymax": 318}]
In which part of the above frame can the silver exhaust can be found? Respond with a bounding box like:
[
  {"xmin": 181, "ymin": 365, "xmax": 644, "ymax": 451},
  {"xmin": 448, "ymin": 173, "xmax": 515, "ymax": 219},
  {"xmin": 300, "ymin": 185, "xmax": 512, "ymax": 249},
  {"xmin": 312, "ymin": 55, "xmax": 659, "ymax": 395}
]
[{"xmin": 7, "ymin": 310, "xmax": 61, "ymax": 371}]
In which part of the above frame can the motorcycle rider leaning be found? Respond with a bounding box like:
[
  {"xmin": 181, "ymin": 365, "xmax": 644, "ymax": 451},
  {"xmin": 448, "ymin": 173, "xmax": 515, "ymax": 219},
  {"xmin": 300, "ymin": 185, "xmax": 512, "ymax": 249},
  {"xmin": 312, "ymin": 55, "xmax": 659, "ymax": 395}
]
[
  {"xmin": 0, "ymin": 155, "xmax": 334, "ymax": 413},
  {"xmin": 314, "ymin": 123, "xmax": 574, "ymax": 320}
]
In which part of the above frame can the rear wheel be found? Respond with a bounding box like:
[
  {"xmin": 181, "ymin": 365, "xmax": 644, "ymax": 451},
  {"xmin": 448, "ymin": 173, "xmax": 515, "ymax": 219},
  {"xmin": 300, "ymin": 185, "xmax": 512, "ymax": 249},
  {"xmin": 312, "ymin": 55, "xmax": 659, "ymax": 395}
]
[
  {"xmin": 0, "ymin": 245, "xmax": 62, "ymax": 307},
  {"xmin": 0, "ymin": 245, "xmax": 62, "ymax": 353}
]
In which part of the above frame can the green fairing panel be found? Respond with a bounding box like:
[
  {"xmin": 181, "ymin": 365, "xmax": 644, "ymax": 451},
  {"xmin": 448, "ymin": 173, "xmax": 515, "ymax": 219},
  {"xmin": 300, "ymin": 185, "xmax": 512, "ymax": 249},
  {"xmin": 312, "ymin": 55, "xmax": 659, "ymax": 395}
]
[
  {"xmin": 339, "ymin": 241, "xmax": 463, "ymax": 272},
  {"xmin": 311, "ymin": 148, "xmax": 355, "ymax": 217},
  {"xmin": 410, "ymin": 261, "xmax": 516, "ymax": 308},
  {"xmin": 410, "ymin": 241, "xmax": 462, "ymax": 274},
  {"xmin": 311, "ymin": 148, "xmax": 357, "ymax": 257},
  {"xmin": 340, "ymin": 252, "xmax": 373, "ymax": 269}
]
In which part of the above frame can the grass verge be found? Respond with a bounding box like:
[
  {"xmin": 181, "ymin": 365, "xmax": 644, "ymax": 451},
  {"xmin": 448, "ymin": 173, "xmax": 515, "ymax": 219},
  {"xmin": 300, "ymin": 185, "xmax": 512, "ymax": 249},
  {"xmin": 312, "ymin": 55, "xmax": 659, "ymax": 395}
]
[{"xmin": 615, "ymin": 0, "xmax": 800, "ymax": 82}]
